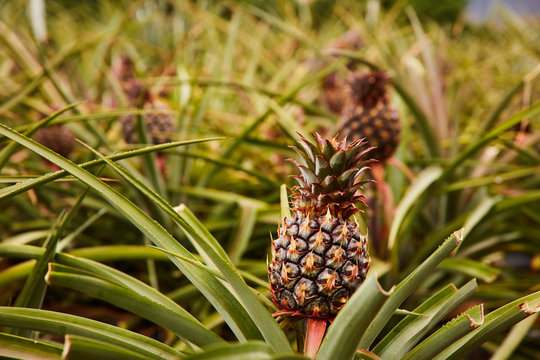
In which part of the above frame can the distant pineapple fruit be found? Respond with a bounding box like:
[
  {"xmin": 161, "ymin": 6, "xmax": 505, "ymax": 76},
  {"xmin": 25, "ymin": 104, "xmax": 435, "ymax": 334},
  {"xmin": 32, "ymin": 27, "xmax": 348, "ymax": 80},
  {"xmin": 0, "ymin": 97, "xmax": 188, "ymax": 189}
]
[
  {"xmin": 268, "ymin": 133, "xmax": 372, "ymax": 318},
  {"xmin": 342, "ymin": 71, "xmax": 400, "ymax": 162},
  {"xmin": 34, "ymin": 125, "xmax": 75, "ymax": 158},
  {"xmin": 120, "ymin": 80, "xmax": 176, "ymax": 145}
]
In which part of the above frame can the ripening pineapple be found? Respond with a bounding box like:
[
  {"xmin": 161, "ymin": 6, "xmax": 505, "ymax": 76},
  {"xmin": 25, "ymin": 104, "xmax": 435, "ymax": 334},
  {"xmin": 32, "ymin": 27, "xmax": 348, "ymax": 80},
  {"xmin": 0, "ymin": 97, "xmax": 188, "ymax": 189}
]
[
  {"xmin": 120, "ymin": 99, "xmax": 176, "ymax": 145},
  {"xmin": 268, "ymin": 133, "xmax": 372, "ymax": 319},
  {"xmin": 342, "ymin": 71, "xmax": 400, "ymax": 162},
  {"xmin": 120, "ymin": 80, "xmax": 176, "ymax": 145}
]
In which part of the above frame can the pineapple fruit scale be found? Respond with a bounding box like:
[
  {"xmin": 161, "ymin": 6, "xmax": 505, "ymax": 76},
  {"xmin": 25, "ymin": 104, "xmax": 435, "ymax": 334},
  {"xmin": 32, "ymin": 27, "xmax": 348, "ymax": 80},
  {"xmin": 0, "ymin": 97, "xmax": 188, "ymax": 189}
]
[{"xmin": 268, "ymin": 133, "xmax": 372, "ymax": 319}]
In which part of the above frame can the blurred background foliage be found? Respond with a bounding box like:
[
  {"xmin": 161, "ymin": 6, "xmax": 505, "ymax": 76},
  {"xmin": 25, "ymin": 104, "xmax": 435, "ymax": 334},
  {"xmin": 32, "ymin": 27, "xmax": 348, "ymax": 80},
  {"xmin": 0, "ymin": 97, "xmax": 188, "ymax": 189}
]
[{"xmin": 0, "ymin": 0, "xmax": 539, "ymax": 358}]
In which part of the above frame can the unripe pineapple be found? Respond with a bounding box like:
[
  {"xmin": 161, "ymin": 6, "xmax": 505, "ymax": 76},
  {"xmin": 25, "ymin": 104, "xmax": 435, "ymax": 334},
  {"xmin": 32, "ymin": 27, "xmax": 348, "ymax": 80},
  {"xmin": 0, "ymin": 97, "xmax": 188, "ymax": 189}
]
[
  {"xmin": 34, "ymin": 125, "xmax": 75, "ymax": 158},
  {"xmin": 268, "ymin": 133, "xmax": 372, "ymax": 319},
  {"xmin": 120, "ymin": 100, "xmax": 176, "ymax": 145},
  {"xmin": 120, "ymin": 80, "xmax": 176, "ymax": 145},
  {"xmin": 342, "ymin": 71, "xmax": 400, "ymax": 162}
]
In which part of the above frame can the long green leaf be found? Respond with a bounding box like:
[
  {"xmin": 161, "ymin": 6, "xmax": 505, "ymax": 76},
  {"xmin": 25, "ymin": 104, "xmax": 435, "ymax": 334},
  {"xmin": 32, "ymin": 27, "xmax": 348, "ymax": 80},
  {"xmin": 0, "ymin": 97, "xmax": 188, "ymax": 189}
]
[
  {"xmin": 12, "ymin": 180, "xmax": 92, "ymax": 329},
  {"xmin": 69, "ymin": 245, "xmax": 168, "ymax": 261},
  {"xmin": 147, "ymin": 246, "xmax": 226, "ymax": 279},
  {"xmin": 0, "ymin": 260, "xmax": 36, "ymax": 288},
  {"xmin": 441, "ymin": 167, "xmax": 538, "ymax": 192},
  {"xmin": 63, "ymin": 334, "xmax": 155, "ymax": 360},
  {"xmin": 358, "ymin": 229, "xmax": 463, "ymax": 349},
  {"xmin": 316, "ymin": 274, "xmax": 390, "ymax": 360},
  {"xmin": 172, "ymin": 186, "xmax": 266, "ymax": 208},
  {"xmin": 409, "ymin": 195, "xmax": 499, "ymax": 272},
  {"xmin": 389, "ymin": 166, "xmax": 443, "ymax": 275},
  {"xmin": 185, "ymin": 341, "xmax": 276, "ymax": 360},
  {"xmin": 0, "ymin": 244, "xmax": 185, "ymax": 307},
  {"xmin": 439, "ymin": 258, "xmax": 499, "ymax": 283},
  {"xmin": 46, "ymin": 263, "xmax": 224, "ymax": 347},
  {"xmin": 0, "ymin": 307, "xmax": 181, "ymax": 360},
  {"xmin": 373, "ymin": 280, "xmax": 477, "ymax": 359},
  {"xmin": 433, "ymin": 291, "xmax": 540, "ymax": 360},
  {"xmin": 0, "ymin": 123, "xmax": 268, "ymax": 345},
  {"xmin": 0, "ymin": 137, "xmax": 226, "ymax": 201},
  {"xmin": 460, "ymin": 196, "xmax": 501, "ymax": 242},
  {"xmin": 388, "ymin": 166, "xmax": 443, "ymax": 249},
  {"xmin": 170, "ymin": 150, "xmax": 280, "ymax": 186},
  {"xmin": 391, "ymin": 81, "xmax": 440, "ymax": 158},
  {"xmin": 490, "ymin": 312, "xmax": 539, "ymax": 360},
  {"xmin": 228, "ymin": 204, "xmax": 259, "ymax": 264},
  {"xmin": 12, "ymin": 214, "xmax": 63, "ymax": 310},
  {"xmin": 494, "ymin": 190, "xmax": 540, "ymax": 213},
  {"xmin": 402, "ymin": 305, "xmax": 484, "ymax": 360},
  {"xmin": 477, "ymin": 81, "xmax": 524, "ymax": 139},
  {"xmin": 0, "ymin": 243, "xmax": 223, "ymax": 347},
  {"xmin": 0, "ymin": 332, "xmax": 62, "ymax": 360},
  {"xmin": 355, "ymin": 350, "xmax": 382, "ymax": 360}
]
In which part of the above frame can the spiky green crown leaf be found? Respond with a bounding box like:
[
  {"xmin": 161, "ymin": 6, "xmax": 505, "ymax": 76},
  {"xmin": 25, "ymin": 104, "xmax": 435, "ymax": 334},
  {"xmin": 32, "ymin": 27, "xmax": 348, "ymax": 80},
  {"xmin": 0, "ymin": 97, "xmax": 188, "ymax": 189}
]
[
  {"xmin": 289, "ymin": 133, "xmax": 373, "ymax": 219},
  {"xmin": 348, "ymin": 71, "xmax": 389, "ymax": 107}
]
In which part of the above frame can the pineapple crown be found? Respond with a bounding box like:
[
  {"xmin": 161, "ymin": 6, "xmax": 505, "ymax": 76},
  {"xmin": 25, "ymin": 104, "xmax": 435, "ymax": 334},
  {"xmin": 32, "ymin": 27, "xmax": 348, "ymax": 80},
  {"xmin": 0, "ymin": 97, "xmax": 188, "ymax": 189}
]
[
  {"xmin": 348, "ymin": 71, "xmax": 389, "ymax": 107},
  {"xmin": 288, "ymin": 133, "xmax": 373, "ymax": 219}
]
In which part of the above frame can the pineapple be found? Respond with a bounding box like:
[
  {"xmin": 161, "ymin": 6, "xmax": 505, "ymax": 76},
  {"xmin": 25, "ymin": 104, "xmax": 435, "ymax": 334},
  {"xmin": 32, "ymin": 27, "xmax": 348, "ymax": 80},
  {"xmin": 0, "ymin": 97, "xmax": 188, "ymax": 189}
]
[
  {"xmin": 342, "ymin": 71, "xmax": 400, "ymax": 162},
  {"xmin": 120, "ymin": 80, "xmax": 176, "ymax": 145},
  {"xmin": 34, "ymin": 125, "xmax": 75, "ymax": 158},
  {"xmin": 120, "ymin": 99, "xmax": 176, "ymax": 145},
  {"xmin": 268, "ymin": 133, "xmax": 372, "ymax": 319}
]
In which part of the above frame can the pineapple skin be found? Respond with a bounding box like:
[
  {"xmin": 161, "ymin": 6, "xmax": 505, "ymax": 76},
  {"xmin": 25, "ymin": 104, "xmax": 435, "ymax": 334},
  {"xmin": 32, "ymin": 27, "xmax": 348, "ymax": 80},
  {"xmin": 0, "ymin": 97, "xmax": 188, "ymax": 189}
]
[
  {"xmin": 343, "ymin": 102, "xmax": 400, "ymax": 162},
  {"xmin": 269, "ymin": 211, "xmax": 370, "ymax": 318}
]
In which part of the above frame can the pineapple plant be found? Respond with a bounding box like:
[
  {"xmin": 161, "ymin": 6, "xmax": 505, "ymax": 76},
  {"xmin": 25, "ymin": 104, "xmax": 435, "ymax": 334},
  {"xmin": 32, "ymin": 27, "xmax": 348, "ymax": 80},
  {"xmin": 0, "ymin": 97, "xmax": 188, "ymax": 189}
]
[
  {"xmin": 268, "ymin": 133, "xmax": 372, "ymax": 319},
  {"xmin": 341, "ymin": 71, "xmax": 400, "ymax": 162}
]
